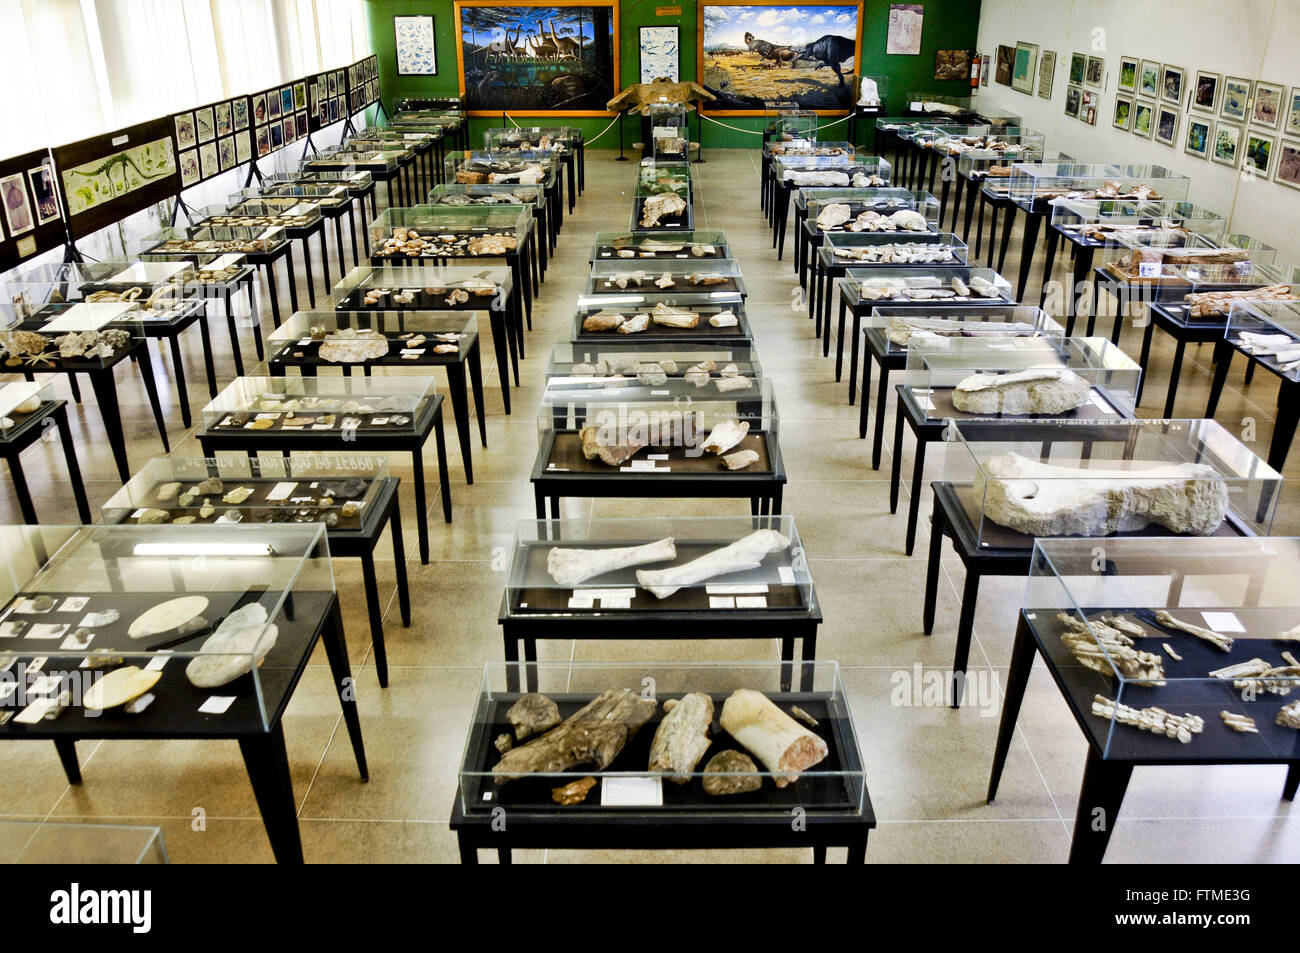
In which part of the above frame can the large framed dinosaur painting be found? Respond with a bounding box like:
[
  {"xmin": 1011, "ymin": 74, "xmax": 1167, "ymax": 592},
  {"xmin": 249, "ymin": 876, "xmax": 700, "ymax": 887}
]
[{"xmin": 454, "ymin": 1, "xmax": 620, "ymax": 115}]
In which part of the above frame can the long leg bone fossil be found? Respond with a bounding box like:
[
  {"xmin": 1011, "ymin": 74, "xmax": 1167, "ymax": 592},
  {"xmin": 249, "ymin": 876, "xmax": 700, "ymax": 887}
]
[
  {"xmin": 1152, "ymin": 609, "xmax": 1235, "ymax": 651},
  {"xmin": 547, "ymin": 537, "xmax": 677, "ymax": 586},
  {"xmin": 720, "ymin": 689, "xmax": 828, "ymax": 787},
  {"xmin": 636, "ymin": 529, "xmax": 791, "ymax": 598}
]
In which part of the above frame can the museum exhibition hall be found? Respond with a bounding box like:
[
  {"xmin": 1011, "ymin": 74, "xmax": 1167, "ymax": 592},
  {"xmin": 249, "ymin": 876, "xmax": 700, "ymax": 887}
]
[{"xmin": 0, "ymin": 0, "xmax": 1297, "ymax": 868}]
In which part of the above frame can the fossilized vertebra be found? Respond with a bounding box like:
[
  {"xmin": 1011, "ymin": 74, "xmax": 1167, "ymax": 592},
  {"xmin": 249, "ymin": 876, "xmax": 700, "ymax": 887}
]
[{"xmin": 1091, "ymin": 694, "xmax": 1204, "ymax": 743}]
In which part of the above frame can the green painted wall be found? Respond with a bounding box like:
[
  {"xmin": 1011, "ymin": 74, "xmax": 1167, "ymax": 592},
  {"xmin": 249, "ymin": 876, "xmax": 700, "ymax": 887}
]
[{"xmin": 364, "ymin": 0, "xmax": 980, "ymax": 150}]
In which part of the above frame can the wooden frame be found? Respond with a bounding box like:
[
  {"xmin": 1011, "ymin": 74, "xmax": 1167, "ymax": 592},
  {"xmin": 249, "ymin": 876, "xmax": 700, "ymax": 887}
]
[
  {"xmin": 698, "ymin": 0, "xmax": 865, "ymax": 116},
  {"xmin": 454, "ymin": 0, "xmax": 621, "ymax": 116}
]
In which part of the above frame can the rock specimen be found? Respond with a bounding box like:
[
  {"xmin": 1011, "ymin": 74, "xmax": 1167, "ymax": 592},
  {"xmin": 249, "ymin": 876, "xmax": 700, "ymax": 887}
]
[
  {"xmin": 583, "ymin": 311, "xmax": 626, "ymax": 332},
  {"xmin": 722, "ymin": 449, "xmax": 759, "ymax": 470},
  {"xmin": 616, "ymin": 314, "xmax": 650, "ymax": 334},
  {"xmin": 579, "ymin": 424, "xmax": 648, "ymax": 466},
  {"xmin": 836, "ymin": 243, "xmax": 959, "ymax": 264},
  {"xmin": 156, "ymin": 482, "xmax": 180, "ymax": 501},
  {"xmin": 84, "ymin": 666, "xmax": 161, "ymax": 711},
  {"xmin": 720, "ymin": 689, "xmax": 828, "ymax": 787},
  {"xmin": 784, "ymin": 170, "xmax": 850, "ymax": 187},
  {"xmin": 701, "ymin": 419, "xmax": 749, "ymax": 454},
  {"xmin": 318, "ymin": 329, "xmax": 390, "ymax": 363},
  {"xmin": 1090, "ymin": 694, "xmax": 1204, "ymax": 744},
  {"xmin": 552, "ymin": 776, "xmax": 597, "ymax": 805},
  {"xmin": 702, "ymin": 750, "xmax": 762, "ymax": 795},
  {"xmin": 222, "ymin": 486, "xmax": 254, "ymax": 504},
  {"xmin": 1185, "ymin": 284, "xmax": 1297, "ymax": 319},
  {"xmin": 709, "ymin": 311, "xmax": 738, "ymax": 328},
  {"xmin": 974, "ymin": 453, "xmax": 1229, "ymax": 537},
  {"xmin": 715, "ymin": 375, "xmax": 752, "ymax": 394},
  {"xmin": 639, "ymin": 193, "xmax": 687, "ymax": 227},
  {"xmin": 507, "ymin": 693, "xmax": 561, "ymax": 740},
  {"xmin": 185, "ymin": 603, "xmax": 278, "ymax": 688},
  {"xmin": 648, "ymin": 693, "xmax": 714, "ymax": 782},
  {"xmin": 951, "ymin": 368, "xmax": 1092, "ymax": 415},
  {"xmin": 637, "ymin": 364, "xmax": 667, "ymax": 386},
  {"xmin": 128, "ymin": 596, "xmax": 210, "ymax": 638},
  {"xmin": 815, "ymin": 203, "xmax": 851, "ymax": 230},
  {"xmin": 493, "ymin": 689, "xmax": 658, "ymax": 781},
  {"xmin": 651, "ymin": 309, "xmax": 698, "ymax": 329},
  {"xmin": 637, "ymin": 529, "xmax": 790, "ymax": 598},
  {"xmin": 136, "ymin": 508, "xmax": 171, "ymax": 525},
  {"xmin": 196, "ymin": 477, "xmax": 223, "ymax": 495},
  {"xmin": 546, "ymin": 537, "xmax": 676, "ymax": 586}
]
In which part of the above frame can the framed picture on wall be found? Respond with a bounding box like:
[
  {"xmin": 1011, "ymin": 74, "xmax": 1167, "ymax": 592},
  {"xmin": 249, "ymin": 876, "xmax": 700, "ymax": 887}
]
[
  {"xmin": 395, "ymin": 14, "xmax": 437, "ymax": 75},
  {"xmin": 1139, "ymin": 60, "xmax": 1160, "ymax": 97},
  {"xmin": 1037, "ymin": 50, "xmax": 1056, "ymax": 99},
  {"xmin": 1080, "ymin": 90, "xmax": 1098, "ymax": 125},
  {"xmin": 1221, "ymin": 77, "xmax": 1251, "ymax": 121},
  {"xmin": 1064, "ymin": 84, "xmax": 1081, "ymax": 119},
  {"xmin": 934, "ymin": 49, "xmax": 972, "ymax": 82},
  {"xmin": 1132, "ymin": 100, "xmax": 1155, "ymax": 138},
  {"xmin": 1252, "ymin": 82, "xmax": 1282, "ymax": 129},
  {"xmin": 1011, "ymin": 43, "xmax": 1038, "ymax": 94},
  {"xmin": 1112, "ymin": 96, "xmax": 1133, "ymax": 131},
  {"xmin": 639, "ymin": 25, "xmax": 680, "ymax": 83},
  {"xmin": 1285, "ymin": 87, "xmax": 1300, "ymax": 135},
  {"xmin": 1068, "ymin": 52, "xmax": 1085, "ymax": 86},
  {"xmin": 885, "ymin": 3, "xmax": 923, "ymax": 55},
  {"xmin": 1212, "ymin": 123, "xmax": 1241, "ymax": 166},
  {"xmin": 1118, "ymin": 56, "xmax": 1137, "ymax": 93},
  {"xmin": 1192, "ymin": 70, "xmax": 1219, "ymax": 112},
  {"xmin": 979, "ymin": 53, "xmax": 989, "ymax": 86},
  {"xmin": 995, "ymin": 45, "xmax": 1015, "ymax": 87},
  {"xmin": 1184, "ymin": 117, "xmax": 1211, "ymax": 158},
  {"xmin": 695, "ymin": 1, "xmax": 862, "ymax": 115},
  {"xmin": 1085, "ymin": 55, "xmax": 1103, "ymax": 88},
  {"xmin": 1244, "ymin": 131, "xmax": 1274, "ymax": 175},
  {"xmin": 0, "ymin": 174, "xmax": 33, "ymax": 237},
  {"xmin": 1275, "ymin": 140, "xmax": 1300, "ymax": 190},
  {"xmin": 1161, "ymin": 65, "xmax": 1184, "ymax": 106},
  {"xmin": 1154, "ymin": 105, "xmax": 1178, "ymax": 145}
]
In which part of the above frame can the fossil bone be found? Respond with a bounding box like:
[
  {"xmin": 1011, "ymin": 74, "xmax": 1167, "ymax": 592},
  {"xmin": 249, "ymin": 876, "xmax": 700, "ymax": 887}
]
[
  {"xmin": 715, "ymin": 375, "xmax": 752, "ymax": 393},
  {"xmin": 552, "ymin": 776, "xmax": 597, "ymax": 804},
  {"xmin": 648, "ymin": 693, "xmax": 714, "ymax": 783},
  {"xmin": 1208, "ymin": 653, "xmax": 1300, "ymax": 694},
  {"xmin": 1091, "ymin": 694, "xmax": 1204, "ymax": 744},
  {"xmin": 185, "ymin": 603, "xmax": 278, "ymax": 688},
  {"xmin": 1278, "ymin": 701, "xmax": 1300, "ymax": 731},
  {"xmin": 507, "ymin": 693, "xmax": 561, "ymax": 740},
  {"xmin": 702, "ymin": 749, "xmax": 762, "ymax": 795},
  {"xmin": 885, "ymin": 316, "xmax": 1040, "ymax": 346},
  {"xmin": 975, "ymin": 453, "xmax": 1230, "ymax": 537},
  {"xmin": 493, "ymin": 689, "xmax": 658, "ymax": 781},
  {"xmin": 1220, "ymin": 711, "xmax": 1258, "ymax": 733},
  {"xmin": 701, "ymin": 419, "xmax": 749, "ymax": 454},
  {"xmin": 616, "ymin": 314, "xmax": 650, "ymax": 334},
  {"xmin": 639, "ymin": 192, "xmax": 687, "ymax": 227},
  {"xmin": 652, "ymin": 309, "xmax": 698, "ymax": 329},
  {"xmin": 1057, "ymin": 613, "xmax": 1165, "ymax": 685},
  {"xmin": 709, "ymin": 311, "xmax": 738, "ymax": 328},
  {"xmin": 1153, "ymin": 609, "xmax": 1235, "ymax": 651},
  {"xmin": 636, "ymin": 529, "xmax": 790, "ymax": 598},
  {"xmin": 720, "ymin": 688, "xmax": 828, "ymax": 787},
  {"xmin": 951, "ymin": 368, "xmax": 1092, "ymax": 415},
  {"xmin": 722, "ymin": 449, "xmax": 760, "ymax": 470},
  {"xmin": 815, "ymin": 203, "xmax": 851, "ymax": 230},
  {"xmin": 578, "ymin": 424, "xmax": 648, "ymax": 466},
  {"xmin": 546, "ymin": 537, "xmax": 677, "ymax": 586},
  {"xmin": 1162, "ymin": 643, "xmax": 1183, "ymax": 661}
]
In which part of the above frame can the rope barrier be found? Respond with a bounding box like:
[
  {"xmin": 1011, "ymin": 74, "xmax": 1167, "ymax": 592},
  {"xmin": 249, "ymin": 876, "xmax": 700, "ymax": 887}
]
[
  {"xmin": 699, "ymin": 115, "xmax": 764, "ymax": 135},
  {"xmin": 500, "ymin": 111, "xmax": 620, "ymax": 145}
]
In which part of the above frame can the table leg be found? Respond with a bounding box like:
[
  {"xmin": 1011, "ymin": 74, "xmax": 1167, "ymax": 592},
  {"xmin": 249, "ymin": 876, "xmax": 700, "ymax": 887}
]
[
  {"xmin": 237, "ymin": 725, "xmax": 304, "ymax": 864},
  {"xmin": 390, "ymin": 503, "xmax": 411, "ymax": 627},
  {"xmin": 985, "ymin": 204, "xmax": 997, "ymax": 268},
  {"xmin": 963, "ymin": 181, "xmax": 977, "ymax": 242},
  {"xmin": 333, "ymin": 215, "xmax": 347, "ymax": 282},
  {"xmin": 168, "ymin": 335, "xmax": 192, "ymax": 429},
  {"xmin": 1205, "ymin": 340, "xmax": 1232, "ymax": 418},
  {"xmin": 1284, "ymin": 763, "xmax": 1299, "ymax": 801},
  {"xmin": 263, "ymin": 263, "xmax": 282, "ymax": 342},
  {"xmin": 322, "ymin": 596, "xmax": 368, "ymax": 779},
  {"xmin": 987, "ymin": 616, "xmax": 1036, "ymax": 802},
  {"xmin": 923, "ymin": 488, "xmax": 944, "ymax": 634},
  {"xmin": 1136, "ymin": 315, "xmax": 1156, "ymax": 406},
  {"xmin": 858, "ymin": 349, "xmax": 872, "ymax": 437},
  {"xmin": 1267, "ymin": 381, "xmax": 1300, "ymax": 471},
  {"xmin": 1038, "ymin": 228, "xmax": 1060, "ymax": 311},
  {"xmin": 434, "ymin": 407, "xmax": 452, "ymax": 523},
  {"xmin": 1014, "ymin": 209, "xmax": 1040, "ymax": 300},
  {"xmin": 54, "ymin": 738, "xmax": 81, "ymax": 784},
  {"xmin": 1067, "ymin": 748, "xmax": 1133, "ymax": 864},
  {"xmin": 135, "ymin": 344, "xmax": 170, "ymax": 453},
  {"xmin": 1074, "ymin": 247, "xmax": 1096, "ymax": 336},
  {"xmin": 468, "ymin": 340, "xmax": 488, "ymax": 442},
  {"xmin": 458, "ymin": 835, "xmax": 479, "ymax": 865},
  {"xmin": 871, "ymin": 367, "xmax": 889, "ymax": 469},
  {"xmin": 445, "ymin": 363, "xmax": 474, "ymax": 484},
  {"xmin": 7, "ymin": 456, "xmax": 37, "ymax": 523},
  {"xmin": 359, "ymin": 550, "xmax": 389, "ymax": 688},
  {"xmin": 284, "ymin": 247, "xmax": 299, "ymax": 316},
  {"xmin": 950, "ymin": 566, "xmax": 981, "ymax": 708},
  {"xmin": 906, "ymin": 433, "xmax": 927, "ymax": 557},
  {"xmin": 198, "ymin": 304, "xmax": 218, "ymax": 397},
  {"xmin": 889, "ymin": 401, "xmax": 905, "ymax": 514},
  {"xmin": 846, "ymin": 836, "xmax": 867, "ymax": 865},
  {"xmin": 54, "ymin": 407, "xmax": 91, "ymax": 523},
  {"xmin": 412, "ymin": 450, "xmax": 430, "ymax": 566},
  {"xmin": 1163, "ymin": 340, "xmax": 1188, "ymax": 419}
]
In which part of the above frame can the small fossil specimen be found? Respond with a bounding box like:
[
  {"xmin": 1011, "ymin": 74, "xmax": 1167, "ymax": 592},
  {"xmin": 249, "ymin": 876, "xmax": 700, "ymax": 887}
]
[
  {"xmin": 616, "ymin": 314, "xmax": 650, "ymax": 334},
  {"xmin": 721, "ymin": 449, "xmax": 759, "ymax": 470},
  {"xmin": 702, "ymin": 750, "xmax": 762, "ymax": 795},
  {"xmin": 551, "ymin": 776, "xmax": 597, "ymax": 805},
  {"xmin": 1058, "ymin": 613, "xmax": 1165, "ymax": 685},
  {"xmin": 701, "ymin": 419, "xmax": 749, "ymax": 454},
  {"xmin": 1090, "ymin": 694, "xmax": 1204, "ymax": 743},
  {"xmin": 1219, "ymin": 711, "xmax": 1258, "ymax": 733},
  {"xmin": 1278, "ymin": 701, "xmax": 1300, "ymax": 731},
  {"xmin": 507, "ymin": 693, "xmax": 561, "ymax": 741},
  {"xmin": 648, "ymin": 693, "xmax": 714, "ymax": 783},
  {"xmin": 1153, "ymin": 609, "xmax": 1234, "ymax": 651}
]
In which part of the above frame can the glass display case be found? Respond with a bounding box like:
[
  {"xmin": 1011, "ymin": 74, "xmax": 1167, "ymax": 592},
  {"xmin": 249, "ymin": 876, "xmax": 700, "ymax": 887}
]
[
  {"xmin": 1023, "ymin": 535, "xmax": 1300, "ymax": 758},
  {"xmin": 303, "ymin": 147, "xmax": 402, "ymax": 174},
  {"xmin": 1008, "ymin": 163, "xmax": 1191, "ymax": 210},
  {"xmin": 587, "ymin": 258, "xmax": 744, "ymax": 297},
  {"xmin": 773, "ymin": 154, "xmax": 891, "ymax": 187},
  {"xmin": 968, "ymin": 149, "xmax": 1074, "ymax": 191},
  {"xmin": 0, "ymin": 522, "xmax": 334, "ymax": 731},
  {"xmin": 1147, "ymin": 265, "xmax": 1299, "ymax": 325},
  {"xmin": 866, "ymin": 304, "xmax": 1063, "ymax": 356},
  {"xmin": 0, "ymin": 301, "xmax": 145, "ymax": 369},
  {"xmin": 591, "ymin": 230, "xmax": 729, "ymax": 261},
  {"xmin": 102, "ymin": 454, "xmax": 388, "ymax": 530},
  {"xmin": 2, "ymin": 820, "xmax": 168, "ymax": 864},
  {"xmin": 546, "ymin": 341, "xmax": 759, "ymax": 383},
  {"xmin": 502, "ymin": 516, "xmax": 812, "ymax": 614},
  {"xmin": 535, "ymin": 376, "xmax": 776, "ymax": 474},
  {"xmin": 1225, "ymin": 300, "xmax": 1300, "ymax": 379},
  {"xmin": 854, "ymin": 74, "xmax": 888, "ymax": 108},
  {"xmin": 653, "ymin": 125, "xmax": 689, "ymax": 162},
  {"xmin": 368, "ymin": 205, "xmax": 531, "ymax": 261},
  {"xmin": 483, "ymin": 126, "xmax": 579, "ymax": 153},
  {"xmin": 904, "ymin": 335, "xmax": 1141, "ymax": 422},
  {"xmin": 6, "ymin": 260, "xmax": 203, "ymax": 318},
  {"xmin": 230, "ymin": 183, "xmax": 351, "ymax": 212},
  {"xmin": 333, "ymin": 263, "xmax": 509, "ymax": 312},
  {"xmin": 457, "ymin": 658, "xmax": 865, "ymax": 814},
  {"xmin": 264, "ymin": 169, "xmax": 373, "ymax": 193},
  {"xmin": 1051, "ymin": 199, "xmax": 1228, "ymax": 248},
  {"xmin": 135, "ymin": 225, "xmax": 287, "ymax": 258},
  {"xmin": 427, "ymin": 183, "xmax": 545, "ymax": 211},
  {"xmin": 444, "ymin": 151, "xmax": 557, "ymax": 187},
  {"xmin": 266, "ymin": 309, "xmax": 478, "ymax": 368},
  {"xmin": 1101, "ymin": 231, "xmax": 1280, "ymax": 282},
  {"xmin": 339, "ymin": 137, "xmax": 416, "ymax": 162},
  {"xmin": 198, "ymin": 201, "xmax": 321, "ymax": 230},
  {"xmin": 839, "ymin": 264, "xmax": 1010, "ymax": 303},
  {"xmin": 574, "ymin": 293, "xmax": 749, "ymax": 342},
  {"xmin": 763, "ymin": 140, "xmax": 855, "ymax": 160},
  {"xmin": 0, "ymin": 380, "xmax": 54, "ymax": 436},
  {"xmin": 201, "ymin": 376, "xmax": 434, "ymax": 436},
  {"xmin": 764, "ymin": 106, "xmax": 818, "ymax": 141},
  {"xmin": 636, "ymin": 160, "xmax": 692, "ymax": 198},
  {"xmin": 824, "ymin": 230, "xmax": 967, "ymax": 266},
  {"xmin": 923, "ymin": 126, "xmax": 1045, "ymax": 157},
  {"xmin": 803, "ymin": 188, "xmax": 938, "ymax": 233},
  {"xmin": 944, "ymin": 418, "xmax": 1279, "ymax": 550}
]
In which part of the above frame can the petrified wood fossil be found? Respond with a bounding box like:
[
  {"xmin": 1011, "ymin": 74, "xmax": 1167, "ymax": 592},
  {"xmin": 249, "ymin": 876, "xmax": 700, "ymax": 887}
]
[
  {"xmin": 546, "ymin": 537, "xmax": 676, "ymax": 586},
  {"xmin": 1185, "ymin": 284, "xmax": 1297, "ymax": 318},
  {"xmin": 974, "ymin": 453, "xmax": 1230, "ymax": 537},
  {"xmin": 637, "ymin": 529, "xmax": 790, "ymax": 598},
  {"xmin": 951, "ymin": 368, "xmax": 1092, "ymax": 415},
  {"xmin": 508, "ymin": 693, "xmax": 561, "ymax": 740},
  {"xmin": 720, "ymin": 689, "xmax": 828, "ymax": 787},
  {"xmin": 648, "ymin": 693, "xmax": 714, "ymax": 783},
  {"xmin": 1152, "ymin": 609, "xmax": 1235, "ymax": 651},
  {"xmin": 493, "ymin": 689, "xmax": 658, "ymax": 781},
  {"xmin": 579, "ymin": 424, "xmax": 648, "ymax": 466},
  {"xmin": 702, "ymin": 749, "xmax": 762, "ymax": 795},
  {"xmin": 1057, "ymin": 613, "xmax": 1165, "ymax": 685},
  {"xmin": 651, "ymin": 309, "xmax": 698, "ymax": 329},
  {"xmin": 1091, "ymin": 694, "xmax": 1204, "ymax": 744}
]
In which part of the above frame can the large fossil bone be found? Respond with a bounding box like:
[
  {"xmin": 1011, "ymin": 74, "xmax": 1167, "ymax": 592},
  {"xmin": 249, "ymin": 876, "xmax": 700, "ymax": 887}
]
[
  {"xmin": 815, "ymin": 203, "xmax": 851, "ymax": 230},
  {"xmin": 720, "ymin": 689, "xmax": 828, "ymax": 787},
  {"xmin": 640, "ymin": 193, "xmax": 687, "ymax": 227},
  {"xmin": 1152, "ymin": 609, "xmax": 1235, "ymax": 651},
  {"xmin": 578, "ymin": 424, "xmax": 648, "ymax": 466},
  {"xmin": 701, "ymin": 419, "xmax": 749, "ymax": 454},
  {"xmin": 492, "ymin": 688, "xmax": 658, "ymax": 781},
  {"xmin": 636, "ymin": 529, "xmax": 790, "ymax": 598},
  {"xmin": 1208, "ymin": 653, "xmax": 1300, "ymax": 695},
  {"xmin": 648, "ymin": 693, "xmax": 714, "ymax": 783},
  {"xmin": 975, "ymin": 453, "xmax": 1230, "ymax": 537},
  {"xmin": 885, "ymin": 316, "xmax": 1040, "ymax": 346},
  {"xmin": 951, "ymin": 368, "xmax": 1092, "ymax": 415},
  {"xmin": 546, "ymin": 537, "xmax": 677, "ymax": 586}
]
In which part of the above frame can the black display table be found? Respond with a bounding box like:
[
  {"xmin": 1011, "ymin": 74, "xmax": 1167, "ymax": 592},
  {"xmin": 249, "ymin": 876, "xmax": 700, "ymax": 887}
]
[
  {"xmin": 0, "ymin": 401, "xmax": 90, "ymax": 524},
  {"xmin": 1206, "ymin": 337, "xmax": 1300, "ymax": 471},
  {"xmin": 197, "ymin": 394, "xmax": 451, "ymax": 565},
  {"xmin": 1146, "ymin": 300, "xmax": 1256, "ymax": 418}
]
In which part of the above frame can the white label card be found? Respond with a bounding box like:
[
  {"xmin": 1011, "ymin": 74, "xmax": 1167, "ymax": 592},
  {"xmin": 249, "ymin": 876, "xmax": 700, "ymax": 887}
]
[
  {"xmin": 14, "ymin": 699, "xmax": 53, "ymax": 724},
  {"xmin": 706, "ymin": 584, "xmax": 770, "ymax": 595},
  {"xmin": 199, "ymin": 696, "xmax": 236, "ymax": 714},
  {"xmin": 600, "ymin": 595, "xmax": 631, "ymax": 610},
  {"xmin": 709, "ymin": 595, "xmax": 736, "ymax": 609},
  {"xmin": 646, "ymin": 453, "xmax": 669, "ymax": 461},
  {"xmin": 778, "ymin": 566, "xmax": 796, "ymax": 585},
  {"xmin": 265, "ymin": 482, "xmax": 298, "ymax": 501},
  {"xmin": 567, "ymin": 597, "xmax": 595, "ymax": 609},
  {"xmin": 1200, "ymin": 611, "xmax": 1245, "ymax": 633},
  {"xmin": 600, "ymin": 776, "xmax": 663, "ymax": 807},
  {"xmin": 736, "ymin": 596, "xmax": 768, "ymax": 608}
]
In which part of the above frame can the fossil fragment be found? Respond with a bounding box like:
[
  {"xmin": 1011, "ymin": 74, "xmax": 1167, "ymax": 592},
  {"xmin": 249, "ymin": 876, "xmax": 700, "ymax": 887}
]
[
  {"xmin": 791, "ymin": 706, "xmax": 819, "ymax": 728},
  {"xmin": 648, "ymin": 693, "xmax": 714, "ymax": 783},
  {"xmin": 136, "ymin": 508, "xmax": 171, "ymax": 525},
  {"xmin": 1185, "ymin": 284, "xmax": 1298, "ymax": 319},
  {"xmin": 616, "ymin": 314, "xmax": 650, "ymax": 334},
  {"xmin": 185, "ymin": 603, "xmax": 278, "ymax": 688},
  {"xmin": 702, "ymin": 749, "xmax": 762, "ymax": 795},
  {"xmin": 579, "ymin": 424, "xmax": 648, "ymax": 466},
  {"xmin": 1091, "ymin": 694, "xmax": 1204, "ymax": 743},
  {"xmin": 507, "ymin": 693, "xmax": 561, "ymax": 741},
  {"xmin": 199, "ymin": 499, "xmax": 215, "ymax": 519},
  {"xmin": 1163, "ymin": 643, "xmax": 1183, "ymax": 661},
  {"xmin": 637, "ymin": 364, "xmax": 668, "ymax": 386},
  {"xmin": 836, "ymin": 243, "xmax": 959, "ymax": 265},
  {"xmin": 552, "ymin": 776, "xmax": 597, "ymax": 805},
  {"xmin": 701, "ymin": 419, "xmax": 749, "ymax": 454},
  {"xmin": 318, "ymin": 329, "xmax": 390, "ymax": 363},
  {"xmin": 1152, "ymin": 609, "xmax": 1235, "ymax": 651},
  {"xmin": 546, "ymin": 537, "xmax": 676, "ymax": 586},
  {"xmin": 84, "ymin": 666, "xmax": 161, "ymax": 711},
  {"xmin": 709, "ymin": 311, "xmax": 738, "ymax": 328},
  {"xmin": 446, "ymin": 289, "xmax": 469, "ymax": 306},
  {"xmin": 721, "ymin": 689, "xmax": 828, "ymax": 787},
  {"xmin": 715, "ymin": 375, "xmax": 752, "ymax": 394},
  {"xmin": 156, "ymin": 482, "xmax": 181, "ymax": 501},
  {"xmin": 722, "ymin": 449, "xmax": 760, "ymax": 470},
  {"xmin": 1278, "ymin": 701, "xmax": 1300, "ymax": 731},
  {"xmin": 128, "ymin": 596, "xmax": 210, "ymax": 638},
  {"xmin": 968, "ymin": 275, "xmax": 1002, "ymax": 297},
  {"xmin": 815, "ymin": 203, "xmax": 851, "ymax": 230},
  {"xmin": 654, "ymin": 272, "xmax": 675, "ymax": 289},
  {"xmin": 495, "ymin": 733, "xmax": 513, "ymax": 754},
  {"xmin": 651, "ymin": 308, "xmax": 698, "ymax": 329},
  {"xmin": 639, "ymin": 192, "xmax": 687, "ymax": 227},
  {"xmin": 582, "ymin": 311, "xmax": 626, "ymax": 332},
  {"xmin": 975, "ymin": 453, "xmax": 1230, "ymax": 537},
  {"xmin": 196, "ymin": 477, "xmax": 223, "ymax": 495},
  {"xmin": 690, "ymin": 244, "xmax": 715, "ymax": 257},
  {"xmin": 1208, "ymin": 653, "xmax": 1300, "ymax": 694},
  {"xmin": 784, "ymin": 170, "xmax": 850, "ymax": 187},
  {"xmin": 222, "ymin": 486, "xmax": 254, "ymax": 504},
  {"xmin": 1057, "ymin": 613, "xmax": 1165, "ymax": 685},
  {"xmin": 1220, "ymin": 711, "xmax": 1258, "ymax": 733},
  {"xmin": 951, "ymin": 368, "xmax": 1092, "ymax": 415},
  {"xmin": 636, "ymin": 529, "xmax": 790, "ymax": 599},
  {"xmin": 493, "ymin": 689, "xmax": 658, "ymax": 781},
  {"xmin": 885, "ymin": 316, "xmax": 1040, "ymax": 346}
]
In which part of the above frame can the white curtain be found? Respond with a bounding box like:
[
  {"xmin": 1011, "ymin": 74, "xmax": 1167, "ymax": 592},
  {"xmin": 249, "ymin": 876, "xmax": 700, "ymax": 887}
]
[{"xmin": 0, "ymin": 0, "xmax": 371, "ymax": 152}]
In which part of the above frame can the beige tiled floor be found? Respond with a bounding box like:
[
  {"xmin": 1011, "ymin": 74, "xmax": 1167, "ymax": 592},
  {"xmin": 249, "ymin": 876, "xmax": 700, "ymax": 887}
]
[{"xmin": 2, "ymin": 149, "xmax": 1298, "ymax": 863}]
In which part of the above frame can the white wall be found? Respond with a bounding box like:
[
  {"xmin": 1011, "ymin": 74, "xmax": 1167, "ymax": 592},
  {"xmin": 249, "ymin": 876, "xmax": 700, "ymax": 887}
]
[{"xmin": 973, "ymin": 0, "xmax": 1300, "ymax": 265}]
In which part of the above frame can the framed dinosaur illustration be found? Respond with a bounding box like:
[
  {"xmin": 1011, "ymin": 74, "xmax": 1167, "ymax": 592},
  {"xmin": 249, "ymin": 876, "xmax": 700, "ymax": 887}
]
[
  {"xmin": 454, "ymin": 1, "xmax": 620, "ymax": 115},
  {"xmin": 699, "ymin": 1, "xmax": 864, "ymax": 115},
  {"xmin": 52, "ymin": 118, "xmax": 178, "ymax": 241}
]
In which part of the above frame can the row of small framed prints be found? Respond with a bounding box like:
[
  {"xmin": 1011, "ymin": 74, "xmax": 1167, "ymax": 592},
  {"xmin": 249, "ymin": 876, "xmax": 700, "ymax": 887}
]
[{"xmin": 1114, "ymin": 59, "xmax": 1299, "ymax": 133}]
